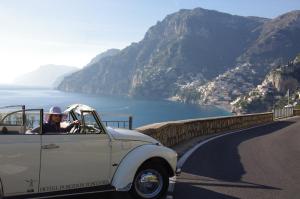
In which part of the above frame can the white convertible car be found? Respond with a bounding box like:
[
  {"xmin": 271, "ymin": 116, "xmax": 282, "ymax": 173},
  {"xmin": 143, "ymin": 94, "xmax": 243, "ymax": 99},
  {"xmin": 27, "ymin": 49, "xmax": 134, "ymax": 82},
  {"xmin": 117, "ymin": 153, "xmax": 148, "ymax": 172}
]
[{"xmin": 0, "ymin": 104, "xmax": 179, "ymax": 199}]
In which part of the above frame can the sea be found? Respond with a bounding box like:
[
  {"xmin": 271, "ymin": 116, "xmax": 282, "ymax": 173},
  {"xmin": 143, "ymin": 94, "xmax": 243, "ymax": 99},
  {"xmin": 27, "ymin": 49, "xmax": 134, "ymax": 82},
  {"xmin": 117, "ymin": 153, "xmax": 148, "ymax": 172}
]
[{"xmin": 0, "ymin": 86, "xmax": 231, "ymax": 128}]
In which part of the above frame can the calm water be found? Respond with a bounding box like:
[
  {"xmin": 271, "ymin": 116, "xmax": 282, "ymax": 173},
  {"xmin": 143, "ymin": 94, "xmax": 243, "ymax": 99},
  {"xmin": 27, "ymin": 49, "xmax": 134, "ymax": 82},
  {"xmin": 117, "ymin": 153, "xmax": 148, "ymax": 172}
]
[{"xmin": 0, "ymin": 87, "xmax": 231, "ymax": 127}]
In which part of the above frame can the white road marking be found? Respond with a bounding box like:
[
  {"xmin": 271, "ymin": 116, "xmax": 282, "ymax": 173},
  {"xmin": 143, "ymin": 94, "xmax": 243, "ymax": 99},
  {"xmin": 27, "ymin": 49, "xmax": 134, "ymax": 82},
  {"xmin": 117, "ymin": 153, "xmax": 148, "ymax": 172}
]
[
  {"xmin": 177, "ymin": 122, "xmax": 273, "ymax": 168},
  {"xmin": 168, "ymin": 176, "xmax": 176, "ymax": 191},
  {"xmin": 166, "ymin": 121, "xmax": 274, "ymax": 198},
  {"xmin": 166, "ymin": 176, "xmax": 176, "ymax": 199}
]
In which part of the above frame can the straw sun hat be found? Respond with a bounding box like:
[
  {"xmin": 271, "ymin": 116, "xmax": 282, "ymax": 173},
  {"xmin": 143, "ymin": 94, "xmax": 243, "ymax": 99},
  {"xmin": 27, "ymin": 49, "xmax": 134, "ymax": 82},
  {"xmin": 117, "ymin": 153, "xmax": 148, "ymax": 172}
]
[{"xmin": 47, "ymin": 106, "xmax": 63, "ymax": 115}]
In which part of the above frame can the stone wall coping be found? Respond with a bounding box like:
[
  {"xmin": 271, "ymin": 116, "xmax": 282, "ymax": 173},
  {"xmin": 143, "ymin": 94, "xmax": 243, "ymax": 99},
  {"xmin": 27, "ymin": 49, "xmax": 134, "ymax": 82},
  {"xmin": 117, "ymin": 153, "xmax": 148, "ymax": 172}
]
[{"xmin": 136, "ymin": 112, "xmax": 273, "ymax": 131}]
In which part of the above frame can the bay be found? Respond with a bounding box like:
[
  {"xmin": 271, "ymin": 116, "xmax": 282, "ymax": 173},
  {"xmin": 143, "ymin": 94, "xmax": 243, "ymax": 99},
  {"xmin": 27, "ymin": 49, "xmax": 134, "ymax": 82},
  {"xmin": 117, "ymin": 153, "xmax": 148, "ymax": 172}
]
[{"xmin": 0, "ymin": 87, "xmax": 231, "ymax": 128}]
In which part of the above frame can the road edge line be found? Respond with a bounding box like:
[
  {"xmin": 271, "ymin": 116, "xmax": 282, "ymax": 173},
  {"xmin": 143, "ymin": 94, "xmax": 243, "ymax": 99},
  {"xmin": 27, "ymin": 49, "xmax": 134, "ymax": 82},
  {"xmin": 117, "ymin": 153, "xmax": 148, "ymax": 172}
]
[
  {"xmin": 166, "ymin": 122, "xmax": 274, "ymax": 197},
  {"xmin": 177, "ymin": 121, "xmax": 274, "ymax": 170}
]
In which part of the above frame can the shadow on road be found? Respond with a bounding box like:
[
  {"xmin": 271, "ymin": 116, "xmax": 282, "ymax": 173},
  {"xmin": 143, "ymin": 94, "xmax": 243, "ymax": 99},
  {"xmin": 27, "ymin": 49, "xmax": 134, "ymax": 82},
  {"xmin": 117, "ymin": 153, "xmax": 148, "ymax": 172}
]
[
  {"xmin": 174, "ymin": 182, "xmax": 239, "ymax": 199},
  {"xmin": 183, "ymin": 121, "xmax": 294, "ymax": 182},
  {"xmin": 174, "ymin": 121, "xmax": 293, "ymax": 198},
  {"xmin": 56, "ymin": 191, "xmax": 132, "ymax": 199},
  {"xmin": 177, "ymin": 176, "xmax": 281, "ymax": 189}
]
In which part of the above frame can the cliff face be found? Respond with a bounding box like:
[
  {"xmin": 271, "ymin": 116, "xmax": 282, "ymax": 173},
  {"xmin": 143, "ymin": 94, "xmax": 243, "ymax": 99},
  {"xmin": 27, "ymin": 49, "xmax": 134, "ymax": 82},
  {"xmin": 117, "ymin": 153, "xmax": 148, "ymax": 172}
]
[
  {"xmin": 58, "ymin": 8, "xmax": 300, "ymax": 109},
  {"xmin": 232, "ymin": 54, "xmax": 300, "ymax": 113},
  {"xmin": 239, "ymin": 11, "xmax": 300, "ymax": 65},
  {"xmin": 265, "ymin": 70, "xmax": 299, "ymax": 94},
  {"xmin": 58, "ymin": 8, "xmax": 265, "ymax": 97},
  {"xmin": 86, "ymin": 49, "xmax": 120, "ymax": 67}
]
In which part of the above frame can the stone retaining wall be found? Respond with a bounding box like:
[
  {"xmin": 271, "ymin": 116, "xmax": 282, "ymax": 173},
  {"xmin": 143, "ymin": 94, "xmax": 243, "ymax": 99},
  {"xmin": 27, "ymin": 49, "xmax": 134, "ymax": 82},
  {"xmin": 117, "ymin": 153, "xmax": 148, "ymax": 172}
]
[
  {"xmin": 136, "ymin": 112, "xmax": 274, "ymax": 147},
  {"xmin": 294, "ymin": 109, "xmax": 300, "ymax": 116}
]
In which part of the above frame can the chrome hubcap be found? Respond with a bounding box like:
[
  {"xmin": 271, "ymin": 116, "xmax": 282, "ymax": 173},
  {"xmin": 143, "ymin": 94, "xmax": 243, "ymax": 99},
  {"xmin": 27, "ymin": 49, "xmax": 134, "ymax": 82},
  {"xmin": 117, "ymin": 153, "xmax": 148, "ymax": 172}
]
[{"xmin": 135, "ymin": 169, "xmax": 163, "ymax": 198}]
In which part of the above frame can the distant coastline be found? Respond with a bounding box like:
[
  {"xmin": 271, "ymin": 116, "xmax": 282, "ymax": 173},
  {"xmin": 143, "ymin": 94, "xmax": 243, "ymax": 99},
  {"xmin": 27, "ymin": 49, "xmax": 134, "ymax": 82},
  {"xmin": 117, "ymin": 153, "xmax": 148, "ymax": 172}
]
[
  {"xmin": 1, "ymin": 85, "xmax": 233, "ymax": 117},
  {"xmin": 0, "ymin": 87, "xmax": 231, "ymax": 127},
  {"xmin": 214, "ymin": 103, "xmax": 233, "ymax": 114},
  {"xmin": 167, "ymin": 96, "xmax": 232, "ymax": 114}
]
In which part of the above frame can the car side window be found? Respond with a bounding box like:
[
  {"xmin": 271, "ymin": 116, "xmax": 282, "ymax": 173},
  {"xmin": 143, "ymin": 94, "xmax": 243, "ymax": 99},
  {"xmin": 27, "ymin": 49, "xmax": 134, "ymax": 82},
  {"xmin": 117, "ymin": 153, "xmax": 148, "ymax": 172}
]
[
  {"xmin": 0, "ymin": 110, "xmax": 42, "ymax": 135},
  {"xmin": 1, "ymin": 112, "xmax": 22, "ymax": 126},
  {"xmin": 0, "ymin": 111, "xmax": 23, "ymax": 134}
]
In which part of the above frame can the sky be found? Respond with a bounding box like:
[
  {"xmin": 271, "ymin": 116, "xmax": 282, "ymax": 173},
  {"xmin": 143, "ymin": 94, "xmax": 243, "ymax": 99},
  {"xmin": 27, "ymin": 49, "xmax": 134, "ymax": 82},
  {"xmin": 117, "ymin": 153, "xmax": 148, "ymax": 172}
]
[{"xmin": 0, "ymin": 0, "xmax": 299, "ymax": 84}]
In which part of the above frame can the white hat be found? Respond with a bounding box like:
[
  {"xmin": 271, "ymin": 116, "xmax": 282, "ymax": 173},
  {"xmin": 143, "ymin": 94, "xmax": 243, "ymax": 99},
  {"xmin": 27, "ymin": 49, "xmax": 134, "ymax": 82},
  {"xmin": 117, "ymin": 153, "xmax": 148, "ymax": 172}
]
[{"xmin": 48, "ymin": 106, "xmax": 63, "ymax": 115}]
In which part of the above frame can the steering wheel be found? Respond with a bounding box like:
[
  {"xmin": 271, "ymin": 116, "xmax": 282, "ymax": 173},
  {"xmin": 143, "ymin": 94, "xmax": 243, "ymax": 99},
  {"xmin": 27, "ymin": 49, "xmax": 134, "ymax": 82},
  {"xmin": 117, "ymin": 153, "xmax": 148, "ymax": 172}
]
[{"xmin": 70, "ymin": 123, "xmax": 83, "ymax": 134}]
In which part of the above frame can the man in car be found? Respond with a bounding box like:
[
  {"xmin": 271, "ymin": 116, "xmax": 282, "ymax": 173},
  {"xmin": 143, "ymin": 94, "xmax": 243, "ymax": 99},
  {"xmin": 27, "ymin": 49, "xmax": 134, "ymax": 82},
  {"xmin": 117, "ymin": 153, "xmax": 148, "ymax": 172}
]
[{"xmin": 43, "ymin": 106, "xmax": 80, "ymax": 133}]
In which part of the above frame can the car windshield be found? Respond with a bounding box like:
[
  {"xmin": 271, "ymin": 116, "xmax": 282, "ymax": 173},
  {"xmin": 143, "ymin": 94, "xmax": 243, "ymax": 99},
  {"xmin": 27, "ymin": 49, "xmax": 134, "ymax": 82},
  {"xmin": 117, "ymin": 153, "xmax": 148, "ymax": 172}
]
[
  {"xmin": 81, "ymin": 111, "xmax": 103, "ymax": 134},
  {"xmin": 83, "ymin": 111, "xmax": 100, "ymax": 130},
  {"xmin": 65, "ymin": 109, "xmax": 102, "ymax": 134}
]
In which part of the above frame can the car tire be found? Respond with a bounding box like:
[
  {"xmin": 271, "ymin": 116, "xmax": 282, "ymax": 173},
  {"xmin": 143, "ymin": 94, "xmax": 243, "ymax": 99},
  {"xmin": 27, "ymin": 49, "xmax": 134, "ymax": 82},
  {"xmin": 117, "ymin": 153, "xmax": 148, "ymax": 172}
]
[{"xmin": 130, "ymin": 163, "xmax": 169, "ymax": 199}]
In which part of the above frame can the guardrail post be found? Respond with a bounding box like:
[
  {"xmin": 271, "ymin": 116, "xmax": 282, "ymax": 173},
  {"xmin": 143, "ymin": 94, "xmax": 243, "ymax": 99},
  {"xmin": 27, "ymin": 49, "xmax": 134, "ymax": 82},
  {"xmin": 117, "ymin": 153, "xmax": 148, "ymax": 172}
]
[
  {"xmin": 40, "ymin": 109, "xmax": 43, "ymax": 135},
  {"xmin": 22, "ymin": 105, "xmax": 26, "ymax": 125},
  {"xmin": 129, "ymin": 116, "xmax": 133, "ymax": 130},
  {"xmin": 21, "ymin": 105, "xmax": 26, "ymax": 133}
]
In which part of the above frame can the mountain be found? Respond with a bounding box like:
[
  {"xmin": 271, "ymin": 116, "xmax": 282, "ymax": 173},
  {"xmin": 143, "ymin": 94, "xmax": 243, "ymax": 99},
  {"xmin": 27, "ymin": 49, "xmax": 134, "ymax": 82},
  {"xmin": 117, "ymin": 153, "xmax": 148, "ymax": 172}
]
[
  {"xmin": 239, "ymin": 10, "xmax": 300, "ymax": 65},
  {"xmin": 14, "ymin": 65, "xmax": 78, "ymax": 88},
  {"xmin": 58, "ymin": 8, "xmax": 300, "ymax": 109},
  {"xmin": 58, "ymin": 8, "xmax": 265, "ymax": 96},
  {"xmin": 86, "ymin": 49, "xmax": 120, "ymax": 67},
  {"xmin": 174, "ymin": 10, "xmax": 300, "ymax": 108},
  {"xmin": 232, "ymin": 54, "xmax": 300, "ymax": 113}
]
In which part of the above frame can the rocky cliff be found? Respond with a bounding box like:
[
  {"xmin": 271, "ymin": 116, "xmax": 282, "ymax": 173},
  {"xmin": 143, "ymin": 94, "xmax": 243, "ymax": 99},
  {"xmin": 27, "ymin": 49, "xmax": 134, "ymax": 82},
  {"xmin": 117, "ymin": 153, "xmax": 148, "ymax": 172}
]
[
  {"xmin": 58, "ymin": 8, "xmax": 300, "ymax": 111},
  {"xmin": 232, "ymin": 54, "xmax": 300, "ymax": 113},
  {"xmin": 58, "ymin": 8, "xmax": 265, "ymax": 96}
]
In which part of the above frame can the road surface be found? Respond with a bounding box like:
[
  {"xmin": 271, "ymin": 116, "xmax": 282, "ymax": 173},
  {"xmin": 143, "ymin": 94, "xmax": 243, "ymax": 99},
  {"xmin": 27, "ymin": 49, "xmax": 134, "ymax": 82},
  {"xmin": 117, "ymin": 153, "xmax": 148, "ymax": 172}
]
[{"xmin": 174, "ymin": 116, "xmax": 300, "ymax": 199}]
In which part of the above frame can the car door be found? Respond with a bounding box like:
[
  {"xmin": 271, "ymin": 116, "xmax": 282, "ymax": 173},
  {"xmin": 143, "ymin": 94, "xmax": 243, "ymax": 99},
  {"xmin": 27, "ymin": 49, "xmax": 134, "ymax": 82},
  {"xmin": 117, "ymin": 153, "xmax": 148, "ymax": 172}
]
[
  {"xmin": 39, "ymin": 111, "xmax": 111, "ymax": 194},
  {"xmin": 0, "ymin": 108, "xmax": 42, "ymax": 197}
]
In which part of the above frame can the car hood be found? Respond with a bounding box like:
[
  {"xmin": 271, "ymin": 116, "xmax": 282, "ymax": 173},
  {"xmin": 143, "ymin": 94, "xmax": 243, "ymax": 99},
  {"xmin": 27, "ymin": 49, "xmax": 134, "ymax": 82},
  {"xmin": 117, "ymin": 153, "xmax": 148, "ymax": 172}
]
[{"xmin": 107, "ymin": 127, "xmax": 159, "ymax": 144}]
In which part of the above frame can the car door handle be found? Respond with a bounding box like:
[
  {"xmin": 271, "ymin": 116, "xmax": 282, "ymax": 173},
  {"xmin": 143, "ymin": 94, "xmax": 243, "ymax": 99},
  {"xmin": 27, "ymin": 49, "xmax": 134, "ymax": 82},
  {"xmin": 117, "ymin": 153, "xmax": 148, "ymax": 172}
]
[{"xmin": 41, "ymin": 144, "xmax": 60, "ymax": 149}]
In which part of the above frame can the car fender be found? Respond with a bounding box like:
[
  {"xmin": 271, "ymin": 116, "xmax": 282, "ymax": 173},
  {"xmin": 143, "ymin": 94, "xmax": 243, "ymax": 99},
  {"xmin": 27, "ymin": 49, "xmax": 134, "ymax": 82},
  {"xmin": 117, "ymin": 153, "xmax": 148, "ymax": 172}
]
[{"xmin": 111, "ymin": 144, "xmax": 177, "ymax": 191}]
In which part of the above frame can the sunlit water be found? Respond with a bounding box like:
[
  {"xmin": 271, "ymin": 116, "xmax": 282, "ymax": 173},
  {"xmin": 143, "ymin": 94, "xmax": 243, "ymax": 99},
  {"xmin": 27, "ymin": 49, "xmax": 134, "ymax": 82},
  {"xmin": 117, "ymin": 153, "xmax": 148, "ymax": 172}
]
[{"xmin": 0, "ymin": 87, "xmax": 231, "ymax": 128}]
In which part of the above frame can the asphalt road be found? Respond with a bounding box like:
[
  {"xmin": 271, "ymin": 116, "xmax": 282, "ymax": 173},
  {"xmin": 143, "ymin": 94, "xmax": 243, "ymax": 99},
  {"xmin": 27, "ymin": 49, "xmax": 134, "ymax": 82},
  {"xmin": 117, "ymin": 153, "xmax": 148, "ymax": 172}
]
[
  {"xmin": 60, "ymin": 191, "xmax": 130, "ymax": 199},
  {"xmin": 174, "ymin": 117, "xmax": 300, "ymax": 199}
]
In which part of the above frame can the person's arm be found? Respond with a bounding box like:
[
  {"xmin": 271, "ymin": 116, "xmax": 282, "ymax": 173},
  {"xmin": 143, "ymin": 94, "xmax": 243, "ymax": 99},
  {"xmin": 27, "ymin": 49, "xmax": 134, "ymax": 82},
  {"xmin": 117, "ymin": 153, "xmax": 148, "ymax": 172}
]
[
  {"xmin": 62, "ymin": 120, "xmax": 80, "ymax": 132},
  {"xmin": 63, "ymin": 123, "xmax": 75, "ymax": 132}
]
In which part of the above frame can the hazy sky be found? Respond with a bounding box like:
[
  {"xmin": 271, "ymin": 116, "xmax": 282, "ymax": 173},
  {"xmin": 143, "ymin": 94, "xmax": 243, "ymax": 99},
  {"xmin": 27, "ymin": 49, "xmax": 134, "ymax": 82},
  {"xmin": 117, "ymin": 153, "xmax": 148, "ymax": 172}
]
[{"xmin": 0, "ymin": 0, "xmax": 299, "ymax": 84}]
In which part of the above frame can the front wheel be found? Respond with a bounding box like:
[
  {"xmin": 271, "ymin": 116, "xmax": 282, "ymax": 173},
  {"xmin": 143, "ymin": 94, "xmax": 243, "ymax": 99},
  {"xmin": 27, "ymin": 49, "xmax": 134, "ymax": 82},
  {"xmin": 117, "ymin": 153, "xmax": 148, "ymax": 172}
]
[{"xmin": 130, "ymin": 164, "xmax": 169, "ymax": 199}]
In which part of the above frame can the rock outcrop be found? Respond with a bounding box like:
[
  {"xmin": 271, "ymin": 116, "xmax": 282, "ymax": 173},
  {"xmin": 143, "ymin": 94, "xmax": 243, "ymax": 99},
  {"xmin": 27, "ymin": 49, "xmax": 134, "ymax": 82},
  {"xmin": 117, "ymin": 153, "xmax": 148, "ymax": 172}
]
[{"xmin": 232, "ymin": 54, "xmax": 300, "ymax": 113}]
